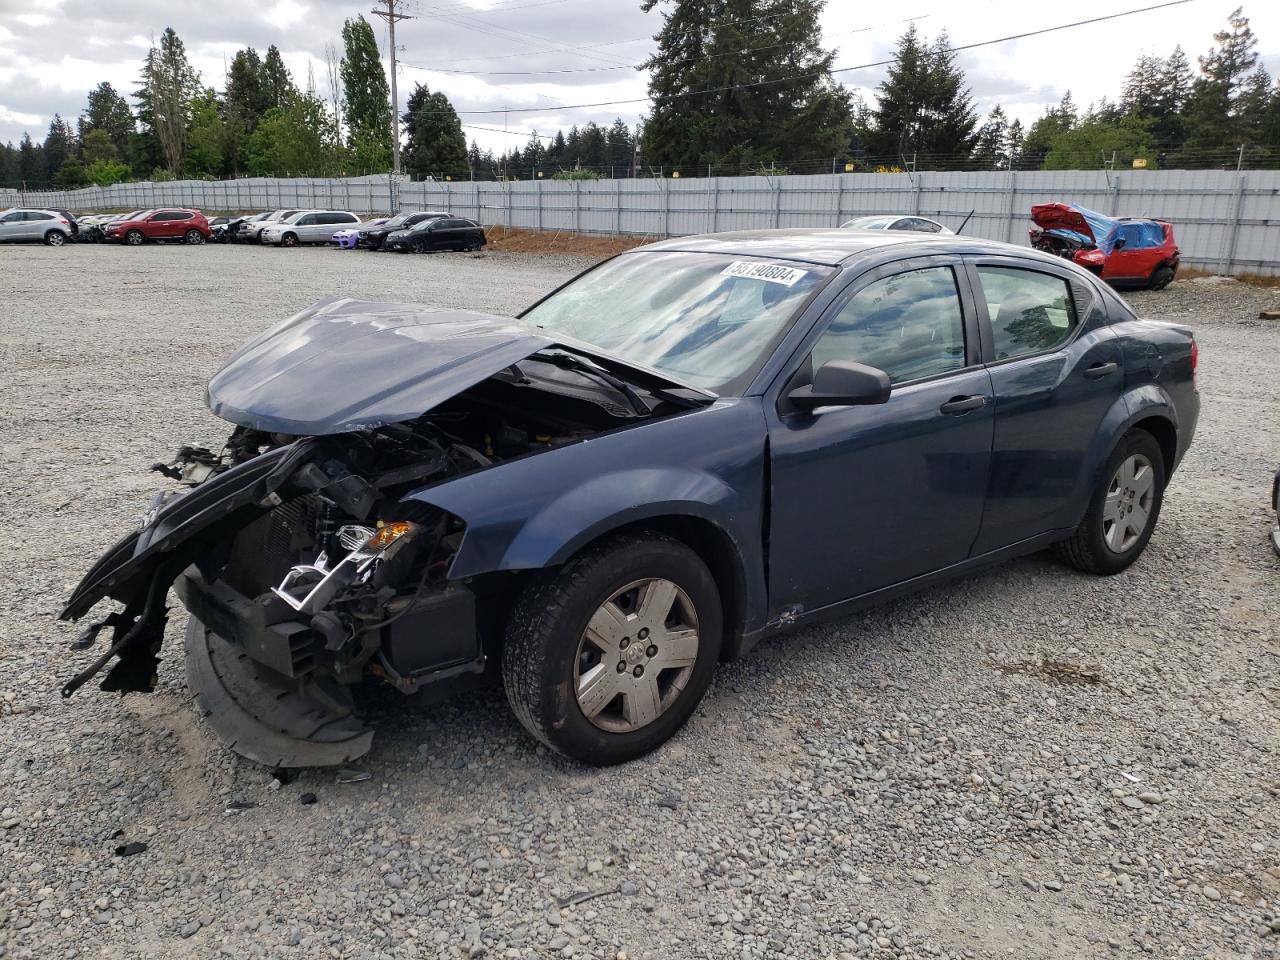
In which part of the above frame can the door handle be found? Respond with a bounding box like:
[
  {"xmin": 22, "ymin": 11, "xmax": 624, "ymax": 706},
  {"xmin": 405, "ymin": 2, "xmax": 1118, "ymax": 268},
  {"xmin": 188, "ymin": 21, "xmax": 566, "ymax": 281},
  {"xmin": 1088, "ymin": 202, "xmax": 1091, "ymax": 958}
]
[
  {"xmin": 1084, "ymin": 361, "xmax": 1119, "ymax": 379},
  {"xmin": 939, "ymin": 395, "xmax": 986, "ymax": 416}
]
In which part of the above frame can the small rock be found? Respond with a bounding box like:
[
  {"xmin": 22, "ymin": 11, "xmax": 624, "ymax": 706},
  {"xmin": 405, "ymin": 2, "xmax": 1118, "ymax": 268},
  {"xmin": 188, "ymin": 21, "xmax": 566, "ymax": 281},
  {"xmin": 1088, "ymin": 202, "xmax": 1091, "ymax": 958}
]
[
  {"xmin": 912, "ymin": 872, "xmax": 930, "ymax": 885},
  {"xmin": 1203, "ymin": 886, "xmax": 1221, "ymax": 901},
  {"xmin": 620, "ymin": 881, "xmax": 638, "ymax": 896},
  {"xmin": 384, "ymin": 873, "xmax": 405, "ymax": 890},
  {"xmin": 178, "ymin": 921, "xmax": 200, "ymax": 939},
  {"xmin": 1121, "ymin": 796, "xmax": 1145, "ymax": 809},
  {"xmin": 1137, "ymin": 791, "xmax": 1163, "ymax": 805}
]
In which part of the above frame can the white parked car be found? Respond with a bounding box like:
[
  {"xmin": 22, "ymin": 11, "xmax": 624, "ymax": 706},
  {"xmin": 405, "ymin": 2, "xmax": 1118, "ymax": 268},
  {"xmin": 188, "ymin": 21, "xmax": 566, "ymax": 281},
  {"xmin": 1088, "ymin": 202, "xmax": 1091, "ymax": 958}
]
[
  {"xmin": 0, "ymin": 208, "xmax": 75, "ymax": 245},
  {"xmin": 260, "ymin": 210, "xmax": 362, "ymax": 247},
  {"xmin": 841, "ymin": 215, "xmax": 953, "ymax": 234}
]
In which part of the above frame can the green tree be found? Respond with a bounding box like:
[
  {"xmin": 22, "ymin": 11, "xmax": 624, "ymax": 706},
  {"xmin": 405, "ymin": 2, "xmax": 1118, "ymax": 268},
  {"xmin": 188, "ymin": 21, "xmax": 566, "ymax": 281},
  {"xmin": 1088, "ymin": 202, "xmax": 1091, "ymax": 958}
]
[
  {"xmin": 1006, "ymin": 118, "xmax": 1025, "ymax": 168},
  {"xmin": 79, "ymin": 82, "xmax": 134, "ymax": 157},
  {"xmin": 81, "ymin": 128, "xmax": 119, "ymax": 164},
  {"xmin": 42, "ymin": 114, "xmax": 75, "ymax": 182},
  {"xmin": 1179, "ymin": 7, "xmax": 1262, "ymax": 165},
  {"xmin": 137, "ymin": 27, "xmax": 201, "ymax": 174},
  {"xmin": 642, "ymin": 0, "xmax": 851, "ymax": 173},
  {"xmin": 18, "ymin": 133, "xmax": 43, "ymax": 184},
  {"xmin": 55, "ymin": 161, "xmax": 89, "ymax": 188},
  {"xmin": 245, "ymin": 93, "xmax": 335, "ymax": 176},
  {"xmin": 186, "ymin": 87, "xmax": 225, "ymax": 177},
  {"xmin": 1021, "ymin": 92, "xmax": 1077, "ymax": 168},
  {"xmin": 604, "ymin": 118, "xmax": 635, "ymax": 173},
  {"xmin": 1042, "ymin": 114, "xmax": 1157, "ymax": 170},
  {"xmin": 973, "ymin": 105, "xmax": 1009, "ymax": 169},
  {"xmin": 340, "ymin": 16, "xmax": 392, "ymax": 169},
  {"xmin": 85, "ymin": 158, "xmax": 132, "ymax": 186},
  {"xmin": 402, "ymin": 83, "xmax": 468, "ymax": 180},
  {"xmin": 870, "ymin": 25, "xmax": 978, "ymax": 162},
  {"xmin": 261, "ymin": 45, "xmax": 298, "ymax": 110}
]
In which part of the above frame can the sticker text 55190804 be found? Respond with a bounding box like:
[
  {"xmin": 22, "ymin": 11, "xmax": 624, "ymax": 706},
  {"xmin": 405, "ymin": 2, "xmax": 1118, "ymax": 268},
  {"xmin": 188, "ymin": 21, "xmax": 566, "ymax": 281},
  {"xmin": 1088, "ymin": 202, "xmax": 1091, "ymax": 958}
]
[{"xmin": 720, "ymin": 261, "xmax": 809, "ymax": 287}]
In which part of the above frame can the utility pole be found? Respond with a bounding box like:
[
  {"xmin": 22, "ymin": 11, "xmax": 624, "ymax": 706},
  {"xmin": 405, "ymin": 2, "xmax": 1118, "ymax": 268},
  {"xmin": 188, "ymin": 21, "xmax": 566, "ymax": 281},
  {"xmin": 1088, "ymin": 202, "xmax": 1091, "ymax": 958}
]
[{"xmin": 371, "ymin": 0, "xmax": 412, "ymax": 176}]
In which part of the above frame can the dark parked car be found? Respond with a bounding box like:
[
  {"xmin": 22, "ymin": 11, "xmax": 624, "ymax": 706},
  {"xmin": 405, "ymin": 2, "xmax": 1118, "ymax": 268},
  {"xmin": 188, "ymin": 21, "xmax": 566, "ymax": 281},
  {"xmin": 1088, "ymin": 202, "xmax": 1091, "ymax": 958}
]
[
  {"xmin": 105, "ymin": 208, "xmax": 211, "ymax": 245},
  {"xmin": 359, "ymin": 210, "xmax": 450, "ymax": 250},
  {"xmin": 60, "ymin": 229, "xmax": 1199, "ymax": 768},
  {"xmin": 385, "ymin": 216, "xmax": 485, "ymax": 253}
]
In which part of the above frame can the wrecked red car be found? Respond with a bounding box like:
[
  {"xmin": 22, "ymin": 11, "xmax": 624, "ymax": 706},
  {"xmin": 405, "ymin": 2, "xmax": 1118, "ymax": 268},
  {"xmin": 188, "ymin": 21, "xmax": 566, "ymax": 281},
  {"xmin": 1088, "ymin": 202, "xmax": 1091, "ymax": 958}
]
[{"xmin": 1029, "ymin": 203, "xmax": 1179, "ymax": 290}]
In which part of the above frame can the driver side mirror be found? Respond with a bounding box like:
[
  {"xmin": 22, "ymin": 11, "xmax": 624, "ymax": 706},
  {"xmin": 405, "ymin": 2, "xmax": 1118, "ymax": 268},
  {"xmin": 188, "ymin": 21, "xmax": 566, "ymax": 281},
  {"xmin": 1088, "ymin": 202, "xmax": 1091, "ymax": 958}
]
[
  {"xmin": 788, "ymin": 360, "xmax": 892, "ymax": 412},
  {"xmin": 1113, "ymin": 237, "xmax": 1127, "ymax": 250}
]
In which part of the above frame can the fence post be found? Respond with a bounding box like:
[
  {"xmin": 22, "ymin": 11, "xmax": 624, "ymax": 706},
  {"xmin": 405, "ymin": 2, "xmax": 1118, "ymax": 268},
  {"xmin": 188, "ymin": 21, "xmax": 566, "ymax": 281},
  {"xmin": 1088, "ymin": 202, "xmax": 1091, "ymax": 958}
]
[
  {"xmin": 663, "ymin": 180, "xmax": 671, "ymax": 236},
  {"xmin": 537, "ymin": 180, "xmax": 543, "ymax": 232},
  {"xmin": 1005, "ymin": 169, "xmax": 1018, "ymax": 243},
  {"xmin": 574, "ymin": 180, "xmax": 581, "ymax": 234},
  {"xmin": 772, "ymin": 178, "xmax": 781, "ymax": 228},
  {"xmin": 711, "ymin": 177, "xmax": 719, "ymax": 233},
  {"xmin": 1108, "ymin": 173, "xmax": 1121, "ymax": 216},
  {"xmin": 616, "ymin": 177, "xmax": 622, "ymax": 235},
  {"xmin": 834, "ymin": 175, "xmax": 845, "ymax": 226},
  {"xmin": 1221, "ymin": 173, "xmax": 1247, "ymax": 276},
  {"xmin": 912, "ymin": 172, "xmax": 922, "ymax": 215}
]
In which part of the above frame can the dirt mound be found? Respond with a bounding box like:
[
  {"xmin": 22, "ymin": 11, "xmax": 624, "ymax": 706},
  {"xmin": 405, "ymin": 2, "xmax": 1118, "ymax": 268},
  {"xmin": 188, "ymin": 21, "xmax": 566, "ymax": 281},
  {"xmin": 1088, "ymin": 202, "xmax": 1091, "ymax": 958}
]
[{"xmin": 484, "ymin": 226, "xmax": 653, "ymax": 258}]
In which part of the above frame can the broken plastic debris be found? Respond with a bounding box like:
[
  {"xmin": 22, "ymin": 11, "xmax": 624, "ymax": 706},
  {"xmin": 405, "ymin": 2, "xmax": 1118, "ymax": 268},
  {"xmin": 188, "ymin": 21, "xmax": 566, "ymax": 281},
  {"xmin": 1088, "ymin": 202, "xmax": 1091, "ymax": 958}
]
[
  {"xmin": 114, "ymin": 841, "xmax": 147, "ymax": 857},
  {"xmin": 300, "ymin": 792, "xmax": 318, "ymax": 805},
  {"xmin": 224, "ymin": 800, "xmax": 258, "ymax": 814},
  {"xmin": 335, "ymin": 767, "xmax": 371, "ymax": 784}
]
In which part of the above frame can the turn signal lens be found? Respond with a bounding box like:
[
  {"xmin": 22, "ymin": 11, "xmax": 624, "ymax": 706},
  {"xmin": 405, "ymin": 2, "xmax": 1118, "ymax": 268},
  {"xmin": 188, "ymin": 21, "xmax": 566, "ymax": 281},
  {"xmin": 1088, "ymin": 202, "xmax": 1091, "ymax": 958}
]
[{"xmin": 364, "ymin": 521, "xmax": 418, "ymax": 553}]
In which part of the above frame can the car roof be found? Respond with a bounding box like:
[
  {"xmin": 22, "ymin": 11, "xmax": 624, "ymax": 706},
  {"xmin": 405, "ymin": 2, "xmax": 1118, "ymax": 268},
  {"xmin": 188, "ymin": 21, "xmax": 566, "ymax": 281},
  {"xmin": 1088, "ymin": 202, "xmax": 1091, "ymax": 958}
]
[{"xmin": 638, "ymin": 228, "xmax": 1060, "ymax": 268}]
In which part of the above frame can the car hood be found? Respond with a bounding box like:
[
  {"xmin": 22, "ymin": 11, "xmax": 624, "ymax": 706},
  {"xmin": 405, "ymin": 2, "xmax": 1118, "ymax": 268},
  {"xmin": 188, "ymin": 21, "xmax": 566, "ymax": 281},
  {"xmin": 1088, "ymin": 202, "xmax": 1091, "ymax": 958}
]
[
  {"xmin": 1030, "ymin": 203, "xmax": 1119, "ymax": 251},
  {"xmin": 206, "ymin": 296, "xmax": 701, "ymax": 436}
]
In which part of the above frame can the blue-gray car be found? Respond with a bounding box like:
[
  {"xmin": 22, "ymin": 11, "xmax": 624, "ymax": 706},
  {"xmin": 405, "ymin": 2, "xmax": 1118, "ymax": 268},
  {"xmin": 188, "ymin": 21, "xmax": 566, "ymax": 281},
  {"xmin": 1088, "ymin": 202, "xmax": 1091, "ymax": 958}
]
[{"xmin": 60, "ymin": 228, "xmax": 1199, "ymax": 768}]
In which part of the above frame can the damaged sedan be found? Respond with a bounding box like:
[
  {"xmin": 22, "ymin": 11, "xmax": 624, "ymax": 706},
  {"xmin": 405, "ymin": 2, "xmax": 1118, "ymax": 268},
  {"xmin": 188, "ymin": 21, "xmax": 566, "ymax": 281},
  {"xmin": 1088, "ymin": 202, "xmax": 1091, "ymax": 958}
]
[{"xmin": 62, "ymin": 229, "xmax": 1199, "ymax": 768}]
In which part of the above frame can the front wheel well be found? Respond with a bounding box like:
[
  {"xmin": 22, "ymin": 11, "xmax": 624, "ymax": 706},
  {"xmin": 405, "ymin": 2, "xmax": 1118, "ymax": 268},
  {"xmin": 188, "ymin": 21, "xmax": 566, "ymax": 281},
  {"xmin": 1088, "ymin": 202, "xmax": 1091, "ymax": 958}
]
[
  {"xmin": 1129, "ymin": 416, "xmax": 1177, "ymax": 485},
  {"xmin": 540, "ymin": 516, "xmax": 749, "ymax": 663}
]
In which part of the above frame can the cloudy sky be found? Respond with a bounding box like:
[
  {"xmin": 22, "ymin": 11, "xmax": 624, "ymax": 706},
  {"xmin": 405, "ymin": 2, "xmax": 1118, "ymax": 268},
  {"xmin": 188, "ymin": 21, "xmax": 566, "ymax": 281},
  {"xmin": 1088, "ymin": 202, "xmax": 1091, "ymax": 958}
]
[{"xmin": 0, "ymin": 0, "xmax": 1277, "ymax": 154}]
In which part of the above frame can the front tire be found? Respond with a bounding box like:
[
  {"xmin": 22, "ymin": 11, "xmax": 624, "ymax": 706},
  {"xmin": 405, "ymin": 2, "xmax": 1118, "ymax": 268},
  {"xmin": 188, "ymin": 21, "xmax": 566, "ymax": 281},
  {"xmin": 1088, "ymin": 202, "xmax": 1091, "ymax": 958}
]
[
  {"xmin": 409, "ymin": 237, "xmax": 424, "ymax": 254},
  {"xmin": 280, "ymin": 233, "xmax": 298, "ymax": 247},
  {"xmin": 125, "ymin": 230, "xmax": 144, "ymax": 246},
  {"xmin": 502, "ymin": 531, "xmax": 722, "ymax": 764},
  {"xmin": 1054, "ymin": 429, "xmax": 1166, "ymax": 575}
]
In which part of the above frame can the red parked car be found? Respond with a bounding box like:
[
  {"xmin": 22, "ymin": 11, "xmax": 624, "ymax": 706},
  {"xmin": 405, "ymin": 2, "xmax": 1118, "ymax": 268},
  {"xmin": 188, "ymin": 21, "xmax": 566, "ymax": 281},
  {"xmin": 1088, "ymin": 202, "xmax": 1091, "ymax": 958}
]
[
  {"xmin": 105, "ymin": 208, "xmax": 211, "ymax": 246},
  {"xmin": 1029, "ymin": 203, "xmax": 1179, "ymax": 290}
]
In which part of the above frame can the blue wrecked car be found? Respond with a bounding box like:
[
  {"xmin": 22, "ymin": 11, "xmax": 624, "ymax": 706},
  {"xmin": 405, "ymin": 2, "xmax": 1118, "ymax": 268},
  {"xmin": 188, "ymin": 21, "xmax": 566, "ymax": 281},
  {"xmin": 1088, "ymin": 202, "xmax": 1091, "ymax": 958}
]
[{"xmin": 61, "ymin": 228, "xmax": 1200, "ymax": 767}]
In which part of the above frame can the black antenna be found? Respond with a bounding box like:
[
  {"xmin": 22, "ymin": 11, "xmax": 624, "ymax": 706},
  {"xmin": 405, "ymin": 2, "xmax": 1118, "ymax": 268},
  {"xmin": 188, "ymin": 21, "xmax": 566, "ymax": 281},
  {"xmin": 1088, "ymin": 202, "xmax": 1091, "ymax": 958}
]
[{"xmin": 956, "ymin": 209, "xmax": 976, "ymax": 235}]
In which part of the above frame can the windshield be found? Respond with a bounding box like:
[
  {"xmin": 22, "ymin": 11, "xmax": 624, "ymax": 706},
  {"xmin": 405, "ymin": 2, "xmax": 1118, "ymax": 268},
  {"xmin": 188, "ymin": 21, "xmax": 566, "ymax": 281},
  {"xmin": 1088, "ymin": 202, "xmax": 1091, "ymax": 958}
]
[
  {"xmin": 383, "ymin": 214, "xmax": 411, "ymax": 228},
  {"xmin": 521, "ymin": 251, "xmax": 833, "ymax": 393}
]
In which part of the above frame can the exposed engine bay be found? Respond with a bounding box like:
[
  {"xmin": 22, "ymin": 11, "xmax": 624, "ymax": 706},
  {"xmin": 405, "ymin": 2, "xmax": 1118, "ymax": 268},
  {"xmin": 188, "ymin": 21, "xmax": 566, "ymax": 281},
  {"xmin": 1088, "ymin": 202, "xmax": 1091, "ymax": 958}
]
[{"xmin": 60, "ymin": 348, "xmax": 706, "ymax": 766}]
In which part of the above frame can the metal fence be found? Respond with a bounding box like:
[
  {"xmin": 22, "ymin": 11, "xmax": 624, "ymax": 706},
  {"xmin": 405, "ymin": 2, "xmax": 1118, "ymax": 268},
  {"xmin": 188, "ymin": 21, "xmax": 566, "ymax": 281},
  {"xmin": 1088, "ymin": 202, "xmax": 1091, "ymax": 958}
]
[{"xmin": 6, "ymin": 169, "xmax": 1279, "ymax": 275}]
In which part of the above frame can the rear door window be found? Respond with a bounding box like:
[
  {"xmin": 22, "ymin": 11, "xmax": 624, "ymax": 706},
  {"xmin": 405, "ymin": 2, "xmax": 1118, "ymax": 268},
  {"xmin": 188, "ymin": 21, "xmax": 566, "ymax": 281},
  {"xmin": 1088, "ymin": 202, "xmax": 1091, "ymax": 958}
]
[{"xmin": 976, "ymin": 266, "xmax": 1077, "ymax": 361}]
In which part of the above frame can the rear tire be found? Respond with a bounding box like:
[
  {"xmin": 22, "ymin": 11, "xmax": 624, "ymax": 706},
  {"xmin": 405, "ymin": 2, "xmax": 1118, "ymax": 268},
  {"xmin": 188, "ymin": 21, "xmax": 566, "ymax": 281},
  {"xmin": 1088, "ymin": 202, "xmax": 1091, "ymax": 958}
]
[
  {"xmin": 184, "ymin": 229, "xmax": 205, "ymax": 245},
  {"xmin": 502, "ymin": 531, "xmax": 722, "ymax": 765},
  {"xmin": 1054, "ymin": 430, "xmax": 1165, "ymax": 575},
  {"xmin": 1149, "ymin": 264, "xmax": 1175, "ymax": 290},
  {"xmin": 44, "ymin": 230, "xmax": 67, "ymax": 247}
]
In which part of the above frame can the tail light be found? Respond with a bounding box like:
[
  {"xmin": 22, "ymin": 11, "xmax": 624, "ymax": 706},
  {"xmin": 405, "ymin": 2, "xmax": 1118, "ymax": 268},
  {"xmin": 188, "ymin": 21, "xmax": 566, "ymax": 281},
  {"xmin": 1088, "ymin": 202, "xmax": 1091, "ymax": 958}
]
[{"xmin": 1190, "ymin": 338, "xmax": 1198, "ymax": 386}]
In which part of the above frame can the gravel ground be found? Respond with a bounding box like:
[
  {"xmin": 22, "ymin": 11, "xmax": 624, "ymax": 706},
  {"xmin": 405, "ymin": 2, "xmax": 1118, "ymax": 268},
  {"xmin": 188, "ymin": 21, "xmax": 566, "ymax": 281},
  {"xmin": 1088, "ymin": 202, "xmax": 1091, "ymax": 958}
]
[{"xmin": 1, "ymin": 244, "xmax": 1278, "ymax": 960}]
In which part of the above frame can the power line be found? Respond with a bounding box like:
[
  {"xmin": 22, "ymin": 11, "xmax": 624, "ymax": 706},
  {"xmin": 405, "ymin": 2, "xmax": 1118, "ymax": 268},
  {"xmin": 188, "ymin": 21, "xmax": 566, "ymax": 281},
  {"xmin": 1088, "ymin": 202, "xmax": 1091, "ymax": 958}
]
[
  {"xmin": 434, "ymin": 1, "xmax": 1197, "ymax": 117},
  {"xmin": 404, "ymin": 14, "xmax": 932, "ymax": 77}
]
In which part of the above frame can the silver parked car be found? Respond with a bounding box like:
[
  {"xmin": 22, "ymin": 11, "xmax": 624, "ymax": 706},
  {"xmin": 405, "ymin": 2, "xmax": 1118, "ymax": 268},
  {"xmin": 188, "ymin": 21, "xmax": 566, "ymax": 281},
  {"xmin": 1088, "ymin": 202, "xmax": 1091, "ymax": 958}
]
[
  {"xmin": 841, "ymin": 215, "xmax": 953, "ymax": 234},
  {"xmin": 238, "ymin": 209, "xmax": 304, "ymax": 243},
  {"xmin": 260, "ymin": 210, "xmax": 361, "ymax": 247},
  {"xmin": 0, "ymin": 208, "xmax": 75, "ymax": 245}
]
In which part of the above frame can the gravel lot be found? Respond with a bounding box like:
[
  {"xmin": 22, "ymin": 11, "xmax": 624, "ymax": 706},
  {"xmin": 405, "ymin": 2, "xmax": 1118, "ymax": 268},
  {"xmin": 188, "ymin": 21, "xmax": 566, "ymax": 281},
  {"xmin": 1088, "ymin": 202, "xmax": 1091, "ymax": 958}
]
[{"xmin": 2, "ymin": 243, "xmax": 1278, "ymax": 960}]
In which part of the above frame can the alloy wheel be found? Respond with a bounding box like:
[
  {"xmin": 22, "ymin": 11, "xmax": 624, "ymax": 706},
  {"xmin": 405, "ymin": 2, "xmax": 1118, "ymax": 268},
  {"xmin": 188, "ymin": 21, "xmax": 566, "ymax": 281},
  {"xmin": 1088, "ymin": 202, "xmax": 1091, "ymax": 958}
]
[
  {"xmin": 573, "ymin": 578, "xmax": 700, "ymax": 733},
  {"xmin": 126, "ymin": 231, "xmax": 143, "ymax": 245},
  {"xmin": 46, "ymin": 232, "xmax": 65, "ymax": 247},
  {"xmin": 1102, "ymin": 454, "xmax": 1154, "ymax": 553}
]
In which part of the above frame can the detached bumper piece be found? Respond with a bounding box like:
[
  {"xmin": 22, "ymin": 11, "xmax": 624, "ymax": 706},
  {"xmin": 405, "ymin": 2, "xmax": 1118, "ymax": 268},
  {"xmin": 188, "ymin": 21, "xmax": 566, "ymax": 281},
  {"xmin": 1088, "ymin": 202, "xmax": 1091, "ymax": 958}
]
[{"xmin": 183, "ymin": 616, "xmax": 373, "ymax": 768}]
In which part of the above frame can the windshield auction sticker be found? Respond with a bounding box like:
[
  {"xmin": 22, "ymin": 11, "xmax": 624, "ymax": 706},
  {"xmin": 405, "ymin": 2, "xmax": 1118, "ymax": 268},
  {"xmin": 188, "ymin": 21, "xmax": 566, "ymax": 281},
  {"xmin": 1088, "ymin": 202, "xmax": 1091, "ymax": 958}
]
[{"xmin": 721, "ymin": 261, "xmax": 809, "ymax": 286}]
